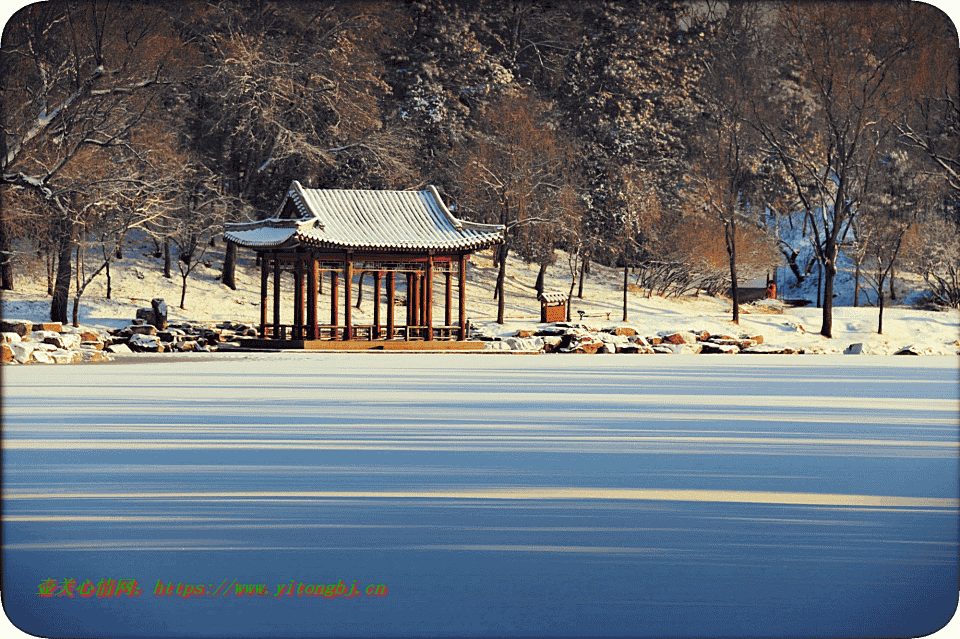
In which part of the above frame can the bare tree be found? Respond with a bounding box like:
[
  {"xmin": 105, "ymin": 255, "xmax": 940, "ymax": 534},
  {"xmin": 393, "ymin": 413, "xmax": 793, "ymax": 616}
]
[{"xmin": 0, "ymin": 1, "xmax": 180, "ymax": 322}]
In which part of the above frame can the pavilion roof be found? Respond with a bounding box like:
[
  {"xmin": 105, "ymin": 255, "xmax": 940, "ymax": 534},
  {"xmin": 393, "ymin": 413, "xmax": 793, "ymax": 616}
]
[{"xmin": 225, "ymin": 182, "xmax": 504, "ymax": 253}]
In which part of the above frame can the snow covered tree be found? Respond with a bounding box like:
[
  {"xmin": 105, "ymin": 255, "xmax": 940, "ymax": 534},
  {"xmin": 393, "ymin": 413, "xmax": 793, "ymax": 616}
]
[{"xmin": 0, "ymin": 1, "xmax": 184, "ymax": 322}]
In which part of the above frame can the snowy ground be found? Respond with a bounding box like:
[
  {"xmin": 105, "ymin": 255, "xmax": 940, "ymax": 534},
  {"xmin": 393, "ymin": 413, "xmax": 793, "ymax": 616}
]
[{"xmin": 1, "ymin": 233, "xmax": 958, "ymax": 356}]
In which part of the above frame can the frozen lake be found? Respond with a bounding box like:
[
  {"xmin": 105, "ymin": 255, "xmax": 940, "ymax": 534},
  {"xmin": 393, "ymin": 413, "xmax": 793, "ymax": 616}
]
[{"xmin": 3, "ymin": 353, "xmax": 958, "ymax": 638}]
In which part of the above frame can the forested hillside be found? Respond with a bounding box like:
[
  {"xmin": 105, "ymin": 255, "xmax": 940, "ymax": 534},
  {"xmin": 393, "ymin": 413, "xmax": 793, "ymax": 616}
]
[{"xmin": 2, "ymin": 0, "xmax": 958, "ymax": 336}]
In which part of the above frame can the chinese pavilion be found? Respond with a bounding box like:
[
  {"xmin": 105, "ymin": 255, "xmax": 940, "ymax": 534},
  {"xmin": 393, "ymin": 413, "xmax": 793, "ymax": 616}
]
[{"xmin": 224, "ymin": 181, "xmax": 504, "ymax": 344}]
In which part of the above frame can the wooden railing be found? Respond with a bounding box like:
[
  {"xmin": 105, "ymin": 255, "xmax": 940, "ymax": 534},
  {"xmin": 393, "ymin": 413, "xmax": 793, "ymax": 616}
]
[{"xmin": 262, "ymin": 324, "xmax": 464, "ymax": 341}]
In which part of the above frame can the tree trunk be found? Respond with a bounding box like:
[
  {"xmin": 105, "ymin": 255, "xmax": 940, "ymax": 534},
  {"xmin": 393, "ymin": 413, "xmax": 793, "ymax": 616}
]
[
  {"xmin": 50, "ymin": 220, "xmax": 75, "ymax": 324},
  {"xmin": 221, "ymin": 241, "xmax": 237, "ymax": 290},
  {"xmin": 622, "ymin": 266, "xmax": 629, "ymax": 322},
  {"xmin": 577, "ymin": 257, "xmax": 587, "ymax": 298},
  {"xmin": 889, "ymin": 265, "xmax": 896, "ymax": 301},
  {"xmin": 496, "ymin": 247, "xmax": 508, "ymax": 324},
  {"xmin": 180, "ymin": 272, "xmax": 189, "ymax": 309},
  {"xmin": 163, "ymin": 237, "xmax": 172, "ymax": 278},
  {"xmin": 877, "ymin": 289, "xmax": 885, "ymax": 334},
  {"xmin": 816, "ymin": 260, "xmax": 822, "ymax": 309},
  {"xmin": 820, "ymin": 243, "xmax": 837, "ymax": 338},
  {"xmin": 535, "ymin": 262, "xmax": 548, "ymax": 295},
  {"xmin": 725, "ymin": 218, "xmax": 740, "ymax": 325},
  {"xmin": 0, "ymin": 222, "xmax": 13, "ymax": 290},
  {"xmin": 853, "ymin": 260, "xmax": 861, "ymax": 307},
  {"xmin": 105, "ymin": 260, "xmax": 112, "ymax": 299}
]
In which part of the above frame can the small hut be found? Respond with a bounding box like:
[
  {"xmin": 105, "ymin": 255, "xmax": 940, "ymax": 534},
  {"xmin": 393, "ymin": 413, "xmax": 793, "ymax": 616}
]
[{"xmin": 225, "ymin": 181, "xmax": 504, "ymax": 343}]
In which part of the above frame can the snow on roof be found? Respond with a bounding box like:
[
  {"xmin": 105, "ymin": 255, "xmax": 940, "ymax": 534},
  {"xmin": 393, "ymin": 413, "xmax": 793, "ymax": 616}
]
[{"xmin": 225, "ymin": 182, "xmax": 504, "ymax": 253}]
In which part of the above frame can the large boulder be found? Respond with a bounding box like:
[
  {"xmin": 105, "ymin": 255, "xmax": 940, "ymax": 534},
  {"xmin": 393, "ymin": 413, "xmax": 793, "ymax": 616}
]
[
  {"xmin": 1, "ymin": 332, "xmax": 22, "ymax": 343},
  {"xmin": 0, "ymin": 320, "xmax": 32, "ymax": 336},
  {"xmin": 9, "ymin": 342, "xmax": 36, "ymax": 363},
  {"xmin": 151, "ymin": 298, "xmax": 168, "ymax": 330},
  {"xmin": 701, "ymin": 342, "xmax": 739, "ymax": 354},
  {"xmin": 1, "ymin": 343, "xmax": 12, "ymax": 363}
]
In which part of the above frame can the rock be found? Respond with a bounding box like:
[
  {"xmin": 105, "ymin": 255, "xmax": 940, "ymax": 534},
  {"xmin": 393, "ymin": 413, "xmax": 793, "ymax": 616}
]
[
  {"xmin": 81, "ymin": 349, "xmax": 111, "ymax": 362},
  {"xmin": 127, "ymin": 324, "xmax": 158, "ymax": 336},
  {"xmin": 744, "ymin": 334, "xmax": 764, "ymax": 345},
  {"xmin": 0, "ymin": 320, "xmax": 33, "ymax": 336},
  {"xmin": 604, "ymin": 326, "xmax": 637, "ymax": 337},
  {"xmin": 1, "ymin": 332, "xmax": 22, "ymax": 343},
  {"xmin": 646, "ymin": 336, "xmax": 662, "ymax": 345},
  {"xmin": 701, "ymin": 342, "xmax": 739, "ymax": 354},
  {"xmin": 741, "ymin": 344, "xmax": 801, "ymax": 355},
  {"xmin": 695, "ymin": 330, "xmax": 711, "ymax": 341},
  {"xmin": 662, "ymin": 331, "xmax": 698, "ymax": 345},
  {"xmin": 845, "ymin": 343, "xmax": 864, "ymax": 355},
  {"xmin": 106, "ymin": 343, "xmax": 133, "ymax": 354},
  {"xmin": 9, "ymin": 342, "xmax": 36, "ymax": 363},
  {"xmin": 651, "ymin": 345, "xmax": 674, "ymax": 354},
  {"xmin": 33, "ymin": 322, "xmax": 63, "ymax": 332},
  {"xmin": 514, "ymin": 329, "xmax": 536, "ymax": 338},
  {"xmin": 894, "ymin": 345, "xmax": 923, "ymax": 356},
  {"xmin": 560, "ymin": 334, "xmax": 603, "ymax": 354},
  {"xmin": 542, "ymin": 336, "xmax": 563, "ymax": 353},
  {"xmin": 151, "ymin": 298, "xmax": 168, "ymax": 329},
  {"xmin": 128, "ymin": 333, "xmax": 161, "ymax": 352},
  {"xmin": 735, "ymin": 339, "xmax": 758, "ymax": 349},
  {"xmin": 599, "ymin": 343, "xmax": 617, "ymax": 354},
  {"xmin": 32, "ymin": 350, "xmax": 54, "ymax": 364},
  {"xmin": 484, "ymin": 341, "xmax": 511, "ymax": 351},
  {"xmin": 80, "ymin": 340, "xmax": 104, "ymax": 351},
  {"xmin": 1, "ymin": 343, "xmax": 12, "ymax": 363},
  {"xmin": 51, "ymin": 349, "xmax": 82, "ymax": 364},
  {"xmin": 671, "ymin": 343, "xmax": 702, "ymax": 355}
]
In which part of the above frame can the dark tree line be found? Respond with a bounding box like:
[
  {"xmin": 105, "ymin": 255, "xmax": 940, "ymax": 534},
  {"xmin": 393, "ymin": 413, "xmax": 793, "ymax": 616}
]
[{"xmin": 2, "ymin": 0, "xmax": 957, "ymax": 328}]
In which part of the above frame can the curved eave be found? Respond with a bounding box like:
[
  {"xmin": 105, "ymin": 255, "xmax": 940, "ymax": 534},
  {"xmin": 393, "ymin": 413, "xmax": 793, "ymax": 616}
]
[{"xmin": 294, "ymin": 228, "xmax": 503, "ymax": 253}]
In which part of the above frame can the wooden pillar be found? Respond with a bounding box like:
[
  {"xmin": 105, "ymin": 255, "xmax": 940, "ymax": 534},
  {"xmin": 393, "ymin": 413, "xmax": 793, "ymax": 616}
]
[
  {"xmin": 387, "ymin": 271, "xmax": 396, "ymax": 339},
  {"xmin": 331, "ymin": 271, "xmax": 339, "ymax": 333},
  {"xmin": 445, "ymin": 270, "xmax": 452, "ymax": 328},
  {"xmin": 344, "ymin": 255, "xmax": 353, "ymax": 341},
  {"xmin": 293, "ymin": 257, "xmax": 303, "ymax": 340},
  {"xmin": 425, "ymin": 257, "xmax": 434, "ymax": 341},
  {"xmin": 459, "ymin": 255, "xmax": 467, "ymax": 340},
  {"xmin": 373, "ymin": 271, "xmax": 382, "ymax": 339},
  {"xmin": 417, "ymin": 272, "xmax": 427, "ymax": 326},
  {"xmin": 308, "ymin": 258, "xmax": 318, "ymax": 340},
  {"xmin": 259, "ymin": 254, "xmax": 269, "ymax": 338},
  {"xmin": 273, "ymin": 255, "xmax": 281, "ymax": 340}
]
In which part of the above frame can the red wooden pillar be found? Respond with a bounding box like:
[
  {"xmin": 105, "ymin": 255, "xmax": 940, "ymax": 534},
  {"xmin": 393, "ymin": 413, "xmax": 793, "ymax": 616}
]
[
  {"xmin": 259, "ymin": 254, "xmax": 269, "ymax": 338},
  {"xmin": 387, "ymin": 271, "xmax": 396, "ymax": 339},
  {"xmin": 445, "ymin": 270, "xmax": 452, "ymax": 328},
  {"xmin": 419, "ymin": 272, "xmax": 426, "ymax": 328},
  {"xmin": 344, "ymin": 255, "xmax": 353, "ymax": 340},
  {"xmin": 293, "ymin": 257, "xmax": 303, "ymax": 340},
  {"xmin": 273, "ymin": 255, "xmax": 282, "ymax": 339},
  {"xmin": 458, "ymin": 255, "xmax": 467, "ymax": 340},
  {"xmin": 308, "ymin": 258, "xmax": 318, "ymax": 340},
  {"xmin": 331, "ymin": 271, "xmax": 339, "ymax": 334},
  {"xmin": 373, "ymin": 271, "xmax": 382, "ymax": 339},
  {"xmin": 425, "ymin": 257, "xmax": 434, "ymax": 341}
]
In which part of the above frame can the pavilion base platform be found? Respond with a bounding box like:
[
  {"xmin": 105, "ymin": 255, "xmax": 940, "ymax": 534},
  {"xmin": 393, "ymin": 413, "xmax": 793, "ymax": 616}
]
[{"xmin": 236, "ymin": 338, "xmax": 487, "ymax": 351}]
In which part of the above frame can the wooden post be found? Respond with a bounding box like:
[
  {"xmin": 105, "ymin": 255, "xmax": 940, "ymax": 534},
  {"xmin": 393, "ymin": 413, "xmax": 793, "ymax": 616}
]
[
  {"xmin": 259, "ymin": 254, "xmax": 268, "ymax": 338},
  {"xmin": 425, "ymin": 257, "xmax": 434, "ymax": 341},
  {"xmin": 308, "ymin": 258, "xmax": 318, "ymax": 340},
  {"xmin": 273, "ymin": 255, "xmax": 281, "ymax": 340},
  {"xmin": 387, "ymin": 271, "xmax": 396, "ymax": 339},
  {"xmin": 445, "ymin": 270, "xmax": 452, "ymax": 328},
  {"xmin": 419, "ymin": 272, "xmax": 427, "ymax": 328},
  {"xmin": 344, "ymin": 255, "xmax": 352, "ymax": 340},
  {"xmin": 373, "ymin": 270, "xmax": 382, "ymax": 339},
  {"xmin": 331, "ymin": 271, "xmax": 339, "ymax": 334},
  {"xmin": 459, "ymin": 255, "xmax": 467, "ymax": 340},
  {"xmin": 293, "ymin": 257, "xmax": 303, "ymax": 340}
]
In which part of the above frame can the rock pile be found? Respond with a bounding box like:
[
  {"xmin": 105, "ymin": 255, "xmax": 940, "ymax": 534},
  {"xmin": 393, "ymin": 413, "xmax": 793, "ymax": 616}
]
[
  {"xmin": 1, "ymin": 320, "xmax": 113, "ymax": 365},
  {"xmin": 472, "ymin": 323, "xmax": 791, "ymax": 354},
  {"xmin": 1, "ymin": 317, "xmax": 258, "ymax": 365}
]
